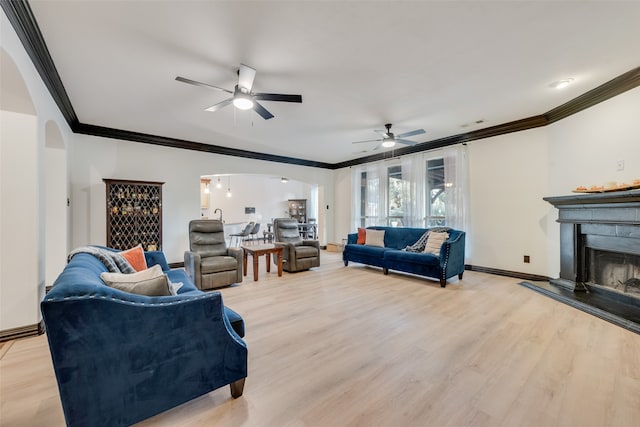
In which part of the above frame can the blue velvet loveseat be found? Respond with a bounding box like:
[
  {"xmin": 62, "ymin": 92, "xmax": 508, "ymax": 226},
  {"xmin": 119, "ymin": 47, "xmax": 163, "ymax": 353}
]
[
  {"xmin": 41, "ymin": 248, "xmax": 247, "ymax": 427},
  {"xmin": 343, "ymin": 226, "xmax": 466, "ymax": 287}
]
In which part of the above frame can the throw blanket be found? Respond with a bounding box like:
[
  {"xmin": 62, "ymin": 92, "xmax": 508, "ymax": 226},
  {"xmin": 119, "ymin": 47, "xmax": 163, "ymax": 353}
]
[
  {"xmin": 404, "ymin": 227, "xmax": 452, "ymax": 252},
  {"xmin": 68, "ymin": 246, "xmax": 136, "ymax": 274}
]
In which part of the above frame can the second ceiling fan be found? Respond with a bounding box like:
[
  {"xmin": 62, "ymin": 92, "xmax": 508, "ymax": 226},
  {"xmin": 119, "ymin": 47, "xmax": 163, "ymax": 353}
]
[
  {"xmin": 352, "ymin": 123, "xmax": 426, "ymax": 150},
  {"xmin": 176, "ymin": 64, "xmax": 302, "ymax": 120}
]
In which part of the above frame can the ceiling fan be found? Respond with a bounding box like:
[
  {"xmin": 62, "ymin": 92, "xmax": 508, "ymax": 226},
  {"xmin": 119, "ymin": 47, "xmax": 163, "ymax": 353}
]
[
  {"xmin": 176, "ymin": 64, "xmax": 302, "ymax": 120},
  {"xmin": 352, "ymin": 123, "xmax": 426, "ymax": 150}
]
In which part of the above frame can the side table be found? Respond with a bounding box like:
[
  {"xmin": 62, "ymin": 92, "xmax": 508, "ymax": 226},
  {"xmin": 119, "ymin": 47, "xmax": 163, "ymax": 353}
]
[{"xmin": 241, "ymin": 244, "xmax": 283, "ymax": 281}]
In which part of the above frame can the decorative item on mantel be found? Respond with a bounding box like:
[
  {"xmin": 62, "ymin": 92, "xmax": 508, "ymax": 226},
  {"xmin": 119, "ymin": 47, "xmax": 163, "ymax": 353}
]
[{"xmin": 573, "ymin": 179, "xmax": 640, "ymax": 193}]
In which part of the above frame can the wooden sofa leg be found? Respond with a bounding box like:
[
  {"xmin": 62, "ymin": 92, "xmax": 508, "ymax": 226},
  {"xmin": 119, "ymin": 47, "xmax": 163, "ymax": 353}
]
[
  {"xmin": 383, "ymin": 268, "xmax": 388, "ymax": 275},
  {"xmin": 344, "ymin": 260, "xmax": 348, "ymax": 266},
  {"xmin": 458, "ymin": 272, "xmax": 464, "ymax": 280},
  {"xmin": 230, "ymin": 378, "xmax": 245, "ymax": 398},
  {"xmin": 440, "ymin": 278, "xmax": 446, "ymax": 288}
]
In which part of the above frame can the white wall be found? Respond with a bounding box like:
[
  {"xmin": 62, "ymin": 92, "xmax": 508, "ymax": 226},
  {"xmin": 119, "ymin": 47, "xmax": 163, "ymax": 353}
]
[
  {"xmin": 467, "ymin": 128, "xmax": 550, "ymax": 275},
  {"xmin": 1, "ymin": 13, "xmax": 75, "ymax": 333},
  {"xmin": 0, "ymin": 111, "xmax": 40, "ymax": 330},
  {"xmin": 69, "ymin": 135, "xmax": 335, "ymax": 264}
]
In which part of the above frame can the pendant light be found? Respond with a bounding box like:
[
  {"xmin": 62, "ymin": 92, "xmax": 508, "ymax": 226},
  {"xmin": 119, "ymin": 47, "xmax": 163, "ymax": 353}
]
[
  {"xmin": 216, "ymin": 177, "xmax": 222, "ymax": 189},
  {"xmin": 226, "ymin": 176, "xmax": 232, "ymax": 198}
]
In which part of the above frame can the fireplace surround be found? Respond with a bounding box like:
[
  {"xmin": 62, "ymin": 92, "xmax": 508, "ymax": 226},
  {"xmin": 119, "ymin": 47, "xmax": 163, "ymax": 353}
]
[{"xmin": 541, "ymin": 189, "xmax": 640, "ymax": 332}]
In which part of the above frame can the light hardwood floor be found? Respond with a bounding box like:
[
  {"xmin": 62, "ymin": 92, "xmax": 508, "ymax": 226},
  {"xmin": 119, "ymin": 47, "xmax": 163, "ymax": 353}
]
[{"xmin": 2, "ymin": 251, "xmax": 639, "ymax": 427}]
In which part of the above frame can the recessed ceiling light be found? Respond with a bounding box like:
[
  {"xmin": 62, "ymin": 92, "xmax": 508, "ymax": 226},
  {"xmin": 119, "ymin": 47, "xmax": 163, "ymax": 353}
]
[{"xmin": 550, "ymin": 78, "xmax": 574, "ymax": 89}]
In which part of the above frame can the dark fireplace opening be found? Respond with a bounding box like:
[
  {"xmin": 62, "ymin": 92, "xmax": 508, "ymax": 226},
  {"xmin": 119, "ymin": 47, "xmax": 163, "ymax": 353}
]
[{"xmin": 587, "ymin": 249, "xmax": 640, "ymax": 298}]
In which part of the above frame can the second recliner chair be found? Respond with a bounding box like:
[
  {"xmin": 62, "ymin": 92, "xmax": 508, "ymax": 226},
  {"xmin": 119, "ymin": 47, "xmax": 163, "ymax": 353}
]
[
  {"xmin": 185, "ymin": 220, "xmax": 243, "ymax": 290},
  {"xmin": 272, "ymin": 218, "xmax": 320, "ymax": 272}
]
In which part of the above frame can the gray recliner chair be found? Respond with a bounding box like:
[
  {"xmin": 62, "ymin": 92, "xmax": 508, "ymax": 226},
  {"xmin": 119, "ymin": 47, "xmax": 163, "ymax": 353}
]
[
  {"xmin": 185, "ymin": 220, "xmax": 243, "ymax": 290},
  {"xmin": 273, "ymin": 218, "xmax": 320, "ymax": 272}
]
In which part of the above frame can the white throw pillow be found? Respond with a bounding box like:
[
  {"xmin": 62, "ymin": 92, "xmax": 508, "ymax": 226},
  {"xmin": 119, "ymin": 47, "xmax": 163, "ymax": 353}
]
[
  {"xmin": 101, "ymin": 264, "xmax": 171, "ymax": 296},
  {"xmin": 365, "ymin": 229, "xmax": 385, "ymax": 247},
  {"xmin": 423, "ymin": 231, "xmax": 449, "ymax": 256}
]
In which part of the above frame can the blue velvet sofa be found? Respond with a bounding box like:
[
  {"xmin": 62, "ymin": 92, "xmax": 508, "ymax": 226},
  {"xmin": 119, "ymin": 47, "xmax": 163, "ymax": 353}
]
[
  {"xmin": 41, "ymin": 249, "xmax": 247, "ymax": 427},
  {"xmin": 343, "ymin": 227, "xmax": 466, "ymax": 287}
]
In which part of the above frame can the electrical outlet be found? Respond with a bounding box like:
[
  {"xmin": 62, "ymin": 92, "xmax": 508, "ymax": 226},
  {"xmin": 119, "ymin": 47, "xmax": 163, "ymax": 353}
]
[
  {"xmin": 524, "ymin": 255, "xmax": 530, "ymax": 263},
  {"xmin": 616, "ymin": 160, "xmax": 624, "ymax": 171}
]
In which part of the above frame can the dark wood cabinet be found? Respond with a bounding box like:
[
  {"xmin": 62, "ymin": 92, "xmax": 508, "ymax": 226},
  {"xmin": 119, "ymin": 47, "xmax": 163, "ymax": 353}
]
[
  {"xmin": 288, "ymin": 199, "xmax": 307, "ymax": 223},
  {"xmin": 104, "ymin": 179, "xmax": 164, "ymax": 251}
]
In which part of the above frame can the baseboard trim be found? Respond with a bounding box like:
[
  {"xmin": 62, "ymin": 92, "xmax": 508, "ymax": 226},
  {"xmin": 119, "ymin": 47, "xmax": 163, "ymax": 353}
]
[
  {"xmin": 0, "ymin": 320, "xmax": 45, "ymax": 342},
  {"xmin": 465, "ymin": 265, "xmax": 550, "ymax": 282}
]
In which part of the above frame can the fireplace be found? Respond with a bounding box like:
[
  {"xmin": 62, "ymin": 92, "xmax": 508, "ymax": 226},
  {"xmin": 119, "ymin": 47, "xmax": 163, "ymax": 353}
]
[
  {"xmin": 587, "ymin": 249, "xmax": 640, "ymax": 297},
  {"xmin": 543, "ymin": 189, "xmax": 640, "ymax": 328}
]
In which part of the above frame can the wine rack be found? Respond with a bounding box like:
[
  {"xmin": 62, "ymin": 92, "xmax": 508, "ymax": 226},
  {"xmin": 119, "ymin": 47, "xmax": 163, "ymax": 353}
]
[{"xmin": 104, "ymin": 179, "xmax": 164, "ymax": 251}]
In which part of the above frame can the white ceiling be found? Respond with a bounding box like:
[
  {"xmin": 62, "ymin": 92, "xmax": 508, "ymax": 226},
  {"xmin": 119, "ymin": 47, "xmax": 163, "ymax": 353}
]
[{"xmin": 29, "ymin": 1, "xmax": 640, "ymax": 164}]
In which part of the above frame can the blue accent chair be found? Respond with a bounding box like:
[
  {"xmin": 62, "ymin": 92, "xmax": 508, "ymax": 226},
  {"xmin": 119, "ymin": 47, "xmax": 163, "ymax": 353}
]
[{"xmin": 41, "ymin": 249, "xmax": 247, "ymax": 427}]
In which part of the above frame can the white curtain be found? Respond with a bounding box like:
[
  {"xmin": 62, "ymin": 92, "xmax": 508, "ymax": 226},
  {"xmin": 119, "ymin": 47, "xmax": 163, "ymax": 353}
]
[
  {"xmin": 443, "ymin": 145, "xmax": 469, "ymax": 231},
  {"xmin": 400, "ymin": 155, "xmax": 424, "ymax": 227},
  {"xmin": 351, "ymin": 145, "xmax": 468, "ymax": 232}
]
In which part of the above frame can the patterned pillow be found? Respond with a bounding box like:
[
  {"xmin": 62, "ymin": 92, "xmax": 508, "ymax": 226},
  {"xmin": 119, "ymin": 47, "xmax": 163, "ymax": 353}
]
[{"xmin": 423, "ymin": 232, "xmax": 450, "ymax": 256}]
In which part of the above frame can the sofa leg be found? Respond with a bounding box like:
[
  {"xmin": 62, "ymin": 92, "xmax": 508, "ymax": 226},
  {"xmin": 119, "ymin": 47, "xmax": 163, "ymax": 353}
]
[
  {"xmin": 383, "ymin": 268, "xmax": 388, "ymax": 275},
  {"xmin": 440, "ymin": 278, "xmax": 446, "ymax": 287},
  {"xmin": 230, "ymin": 378, "xmax": 245, "ymax": 398},
  {"xmin": 344, "ymin": 260, "xmax": 348, "ymax": 266},
  {"xmin": 458, "ymin": 272, "xmax": 464, "ymax": 280}
]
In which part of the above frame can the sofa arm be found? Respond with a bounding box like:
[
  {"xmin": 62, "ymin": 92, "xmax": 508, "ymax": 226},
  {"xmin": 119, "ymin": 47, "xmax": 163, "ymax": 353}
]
[
  {"xmin": 302, "ymin": 239, "xmax": 320, "ymax": 249},
  {"xmin": 41, "ymin": 292, "xmax": 247, "ymax": 427},
  {"xmin": 144, "ymin": 251, "xmax": 171, "ymax": 272},
  {"xmin": 227, "ymin": 247, "xmax": 244, "ymax": 283},
  {"xmin": 184, "ymin": 251, "xmax": 202, "ymax": 289},
  {"xmin": 440, "ymin": 232, "xmax": 466, "ymax": 279},
  {"xmin": 273, "ymin": 242, "xmax": 295, "ymax": 267}
]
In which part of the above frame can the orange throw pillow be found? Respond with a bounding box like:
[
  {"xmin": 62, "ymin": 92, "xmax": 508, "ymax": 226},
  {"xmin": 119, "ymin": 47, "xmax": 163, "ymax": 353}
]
[
  {"xmin": 357, "ymin": 228, "xmax": 366, "ymax": 245},
  {"xmin": 120, "ymin": 244, "xmax": 147, "ymax": 272}
]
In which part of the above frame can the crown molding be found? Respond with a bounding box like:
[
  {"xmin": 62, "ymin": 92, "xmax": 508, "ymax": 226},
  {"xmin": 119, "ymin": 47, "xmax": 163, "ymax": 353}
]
[
  {"xmin": 544, "ymin": 66, "xmax": 640, "ymax": 124},
  {"xmin": 4, "ymin": 1, "xmax": 640, "ymax": 170},
  {"xmin": 1, "ymin": 0, "xmax": 79, "ymax": 129},
  {"xmin": 76, "ymin": 123, "xmax": 334, "ymax": 169}
]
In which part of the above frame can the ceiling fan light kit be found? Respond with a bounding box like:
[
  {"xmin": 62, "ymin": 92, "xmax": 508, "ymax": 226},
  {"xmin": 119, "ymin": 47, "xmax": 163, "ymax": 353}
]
[
  {"xmin": 176, "ymin": 64, "xmax": 302, "ymax": 120},
  {"xmin": 381, "ymin": 139, "xmax": 396, "ymax": 148},
  {"xmin": 352, "ymin": 123, "xmax": 426, "ymax": 151}
]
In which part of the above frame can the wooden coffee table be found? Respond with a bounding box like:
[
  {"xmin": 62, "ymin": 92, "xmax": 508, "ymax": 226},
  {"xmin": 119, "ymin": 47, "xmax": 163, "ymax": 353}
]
[{"xmin": 241, "ymin": 244, "xmax": 283, "ymax": 281}]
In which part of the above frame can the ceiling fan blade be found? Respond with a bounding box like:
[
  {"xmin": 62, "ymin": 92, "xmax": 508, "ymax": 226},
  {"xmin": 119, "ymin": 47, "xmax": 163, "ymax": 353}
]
[
  {"xmin": 352, "ymin": 139, "xmax": 381, "ymax": 144},
  {"xmin": 396, "ymin": 128, "xmax": 426, "ymax": 139},
  {"xmin": 254, "ymin": 93, "xmax": 303, "ymax": 103},
  {"xmin": 238, "ymin": 64, "xmax": 257, "ymax": 91},
  {"xmin": 372, "ymin": 143, "xmax": 382, "ymax": 151},
  {"xmin": 175, "ymin": 76, "xmax": 233, "ymax": 94},
  {"xmin": 374, "ymin": 129, "xmax": 391, "ymax": 139},
  {"xmin": 395, "ymin": 138, "xmax": 419, "ymax": 146},
  {"xmin": 253, "ymin": 101, "xmax": 274, "ymax": 120},
  {"xmin": 204, "ymin": 98, "xmax": 234, "ymax": 112}
]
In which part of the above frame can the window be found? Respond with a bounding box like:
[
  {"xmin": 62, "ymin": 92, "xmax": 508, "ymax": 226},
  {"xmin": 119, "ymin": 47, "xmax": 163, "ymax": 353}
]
[
  {"xmin": 353, "ymin": 145, "xmax": 467, "ymax": 233},
  {"xmin": 358, "ymin": 171, "xmax": 380, "ymax": 227},
  {"xmin": 387, "ymin": 165, "xmax": 406, "ymax": 227},
  {"xmin": 426, "ymin": 158, "xmax": 446, "ymax": 226}
]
